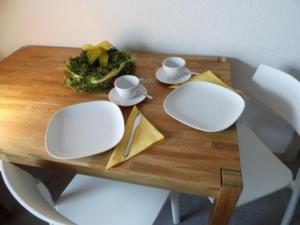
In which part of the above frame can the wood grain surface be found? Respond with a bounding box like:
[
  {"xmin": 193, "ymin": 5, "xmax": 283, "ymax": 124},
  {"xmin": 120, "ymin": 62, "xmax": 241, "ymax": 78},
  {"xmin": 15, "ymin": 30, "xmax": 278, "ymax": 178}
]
[{"xmin": 0, "ymin": 46, "xmax": 241, "ymax": 199}]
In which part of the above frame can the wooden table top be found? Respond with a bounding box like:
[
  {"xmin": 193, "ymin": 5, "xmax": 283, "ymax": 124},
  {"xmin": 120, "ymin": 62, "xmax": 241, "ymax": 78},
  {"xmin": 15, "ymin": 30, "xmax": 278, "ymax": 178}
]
[{"xmin": 0, "ymin": 46, "xmax": 241, "ymax": 198}]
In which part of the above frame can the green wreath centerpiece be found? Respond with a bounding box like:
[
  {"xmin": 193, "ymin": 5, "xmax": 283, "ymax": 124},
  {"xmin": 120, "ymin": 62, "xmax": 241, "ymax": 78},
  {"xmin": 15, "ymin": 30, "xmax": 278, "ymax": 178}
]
[{"xmin": 64, "ymin": 41, "xmax": 135, "ymax": 92}]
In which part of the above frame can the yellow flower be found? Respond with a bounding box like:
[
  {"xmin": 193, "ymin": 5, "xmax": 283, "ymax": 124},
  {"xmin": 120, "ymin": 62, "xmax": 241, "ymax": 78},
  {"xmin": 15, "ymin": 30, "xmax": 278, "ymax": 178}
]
[{"xmin": 81, "ymin": 41, "xmax": 113, "ymax": 67}]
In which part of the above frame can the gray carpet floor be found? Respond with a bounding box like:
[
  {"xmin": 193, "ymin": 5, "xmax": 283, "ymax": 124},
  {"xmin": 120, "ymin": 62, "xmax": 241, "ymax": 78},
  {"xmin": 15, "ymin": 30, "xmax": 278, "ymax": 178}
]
[{"xmin": 0, "ymin": 159, "xmax": 299, "ymax": 225}]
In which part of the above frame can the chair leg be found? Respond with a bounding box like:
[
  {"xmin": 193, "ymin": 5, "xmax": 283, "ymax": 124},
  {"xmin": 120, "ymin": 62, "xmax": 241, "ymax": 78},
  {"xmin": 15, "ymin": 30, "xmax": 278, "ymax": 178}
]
[
  {"xmin": 280, "ymin": 168, "xmax": 300, "ymax": 225},
  {"xmin": 170, "ymin": 192, "xmax": 180, "ymax": 224}
]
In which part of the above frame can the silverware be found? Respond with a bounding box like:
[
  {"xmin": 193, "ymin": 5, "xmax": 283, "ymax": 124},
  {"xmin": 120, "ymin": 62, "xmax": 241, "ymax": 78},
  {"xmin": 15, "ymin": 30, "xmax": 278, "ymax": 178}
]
[
  {"xmin": 137, "ymin": 90, "xmax": 153, "ymax": 100},
  {"xmin": 137, "ymin": 78, "xmax": 153, "ymax": 100},
  {"xmin": 123, "ymin": 112, "xmax": 142, "ymax": 158}
]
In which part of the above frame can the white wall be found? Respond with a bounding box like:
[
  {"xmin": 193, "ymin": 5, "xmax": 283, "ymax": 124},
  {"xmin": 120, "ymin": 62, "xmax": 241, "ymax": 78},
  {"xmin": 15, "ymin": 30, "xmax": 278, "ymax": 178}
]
[{"xmin": 1, "ymin": 0, "xmax": 299, "ymax": 153}]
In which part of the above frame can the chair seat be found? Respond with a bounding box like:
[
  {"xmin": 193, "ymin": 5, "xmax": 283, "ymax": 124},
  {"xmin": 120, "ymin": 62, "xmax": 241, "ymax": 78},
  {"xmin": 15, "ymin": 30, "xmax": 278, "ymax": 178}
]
[
  {"xmin": 237, "ymin": 124, "xmax": 293, "ymax": 206},
  {"xmin": 55, "ymin": 174, "xmax": 170, "ymax": 225}
]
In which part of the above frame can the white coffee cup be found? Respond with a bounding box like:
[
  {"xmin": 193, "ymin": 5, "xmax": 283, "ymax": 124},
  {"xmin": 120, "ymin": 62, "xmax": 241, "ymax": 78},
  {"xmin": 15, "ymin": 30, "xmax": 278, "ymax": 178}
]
[
  {"xmin": 114, "ymin": 75, "xmax": 140, "ymax": 99},
  {"xmin": 162, "ymin": 57, "xmax": 185, "ymax": 78}
]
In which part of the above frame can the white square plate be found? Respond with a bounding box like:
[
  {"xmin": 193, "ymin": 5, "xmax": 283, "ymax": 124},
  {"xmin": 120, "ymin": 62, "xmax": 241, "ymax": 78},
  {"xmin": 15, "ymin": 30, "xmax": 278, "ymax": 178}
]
[
  {"xmin": 163, "ymin": 81, "xmax": 245, "ymax": 132},
  {"xmin": 45, "ymin": 101, "xmax": 124, "ymax": 159}
]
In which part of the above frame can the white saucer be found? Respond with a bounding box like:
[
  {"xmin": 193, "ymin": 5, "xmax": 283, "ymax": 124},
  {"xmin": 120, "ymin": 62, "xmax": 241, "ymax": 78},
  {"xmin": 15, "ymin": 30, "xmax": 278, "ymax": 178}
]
[
  {"xmin": 155, "ymin": 67, "xmax": 192, "ymax": 84},
  {"xmin": 108, "ymin": 85, "xmax": 147, "ymax": 107}
]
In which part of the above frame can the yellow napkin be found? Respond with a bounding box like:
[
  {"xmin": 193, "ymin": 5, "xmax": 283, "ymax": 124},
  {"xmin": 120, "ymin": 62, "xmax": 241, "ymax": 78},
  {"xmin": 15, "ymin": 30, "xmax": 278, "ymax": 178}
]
[
  {"xmin": 169, "ymin": 70, "xmax": 243, "ymax": 95},
  {"xmin": 106, "ymin": 106, "xmax": 164, "ymax": 169}
]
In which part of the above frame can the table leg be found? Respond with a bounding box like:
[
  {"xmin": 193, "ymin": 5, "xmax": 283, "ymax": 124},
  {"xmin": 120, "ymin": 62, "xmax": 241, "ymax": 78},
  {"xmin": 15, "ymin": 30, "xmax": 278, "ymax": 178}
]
[{"xmin": 208, "ymin": 169, "xmax": 242, "ymax": 225}]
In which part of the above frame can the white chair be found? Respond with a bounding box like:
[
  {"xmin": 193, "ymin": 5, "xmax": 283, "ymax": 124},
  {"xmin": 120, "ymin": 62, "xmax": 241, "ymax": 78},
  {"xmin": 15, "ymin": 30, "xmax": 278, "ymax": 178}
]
[
  {"xmin": 171, "ymin": 64, "xmax": 300, "ymax": 225},
  {"xmin": 236, "ymin": 64, "xmax": 300, "ymax": 225},
  {"xmin": 242, "ymin": 64, "xmax": 300, "ymax": 160},
  {"xmin": 0, "ymin": 160, "xmax": 170, "ymax": 225}
]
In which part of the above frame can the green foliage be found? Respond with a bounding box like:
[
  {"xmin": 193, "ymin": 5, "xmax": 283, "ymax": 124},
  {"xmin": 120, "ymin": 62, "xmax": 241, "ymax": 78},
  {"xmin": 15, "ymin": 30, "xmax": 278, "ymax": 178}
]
[{"xmin": 64, "ymin": 48, "xmax": 135, "ymax": 92}]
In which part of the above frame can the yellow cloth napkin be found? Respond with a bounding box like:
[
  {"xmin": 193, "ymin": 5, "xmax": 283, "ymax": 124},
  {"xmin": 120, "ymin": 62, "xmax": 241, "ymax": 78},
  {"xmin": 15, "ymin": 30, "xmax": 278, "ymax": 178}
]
[
  {"xmin": 169, "ymin": 70, "xmax": 242, "ymax": 95},
  {"xmin": 106, "ymin": 106, "xmax": 164, "ymax": 169}
]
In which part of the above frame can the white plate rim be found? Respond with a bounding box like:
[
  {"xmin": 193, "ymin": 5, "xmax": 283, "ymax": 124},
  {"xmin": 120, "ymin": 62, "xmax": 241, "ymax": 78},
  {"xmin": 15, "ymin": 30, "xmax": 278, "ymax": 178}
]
[
  {"xmin": 45, "ymin": 100, "xmax": 125, "ymax": 160},
  {"xmin": 163, "ymin": 81, "xmax": 245, "ymax": 132}
]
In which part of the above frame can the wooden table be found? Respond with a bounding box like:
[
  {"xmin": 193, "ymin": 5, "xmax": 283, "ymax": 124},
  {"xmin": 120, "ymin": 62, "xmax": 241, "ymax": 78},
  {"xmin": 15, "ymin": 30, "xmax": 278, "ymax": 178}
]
[{"xmin": 0, "ymin": 46, "xmax": 242, "ymax": 225}]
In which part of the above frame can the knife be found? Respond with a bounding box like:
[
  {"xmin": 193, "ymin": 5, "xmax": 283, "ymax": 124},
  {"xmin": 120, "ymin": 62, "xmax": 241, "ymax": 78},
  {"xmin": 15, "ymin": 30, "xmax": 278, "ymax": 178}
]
[{"xmin": 123, "ymin": 112, "xmax": 142, "ymax": 158}]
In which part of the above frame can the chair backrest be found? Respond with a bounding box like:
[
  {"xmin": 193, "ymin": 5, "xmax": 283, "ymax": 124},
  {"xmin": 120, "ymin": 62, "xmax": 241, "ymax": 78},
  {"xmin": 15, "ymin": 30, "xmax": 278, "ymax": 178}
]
[
  {"xmin": 0, "ymin": 160, "xmax": 75, "ymax": 225},
  {"xmin": 252, "ymin": 64, "xmax": 300, "ymax": 135}
]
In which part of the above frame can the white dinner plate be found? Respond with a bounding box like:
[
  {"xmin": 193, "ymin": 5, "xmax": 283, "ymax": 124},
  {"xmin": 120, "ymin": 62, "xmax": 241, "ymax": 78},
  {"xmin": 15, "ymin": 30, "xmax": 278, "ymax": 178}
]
[
  {"xmin": 45, "ymin": 101, "xmax": 124, "ymax": 159},
  {"xmin": 155, "ymin": 67, "xmax": 191, "ymax": 84},
  {"xmin": 163, "ymin": 81, "xmax": 245, "ymax": 132}
]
